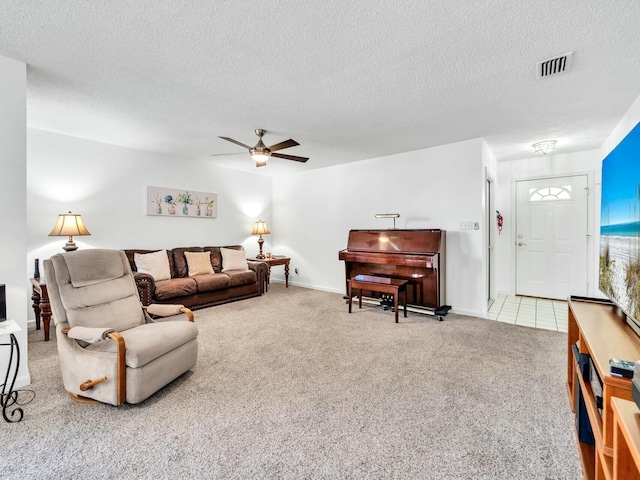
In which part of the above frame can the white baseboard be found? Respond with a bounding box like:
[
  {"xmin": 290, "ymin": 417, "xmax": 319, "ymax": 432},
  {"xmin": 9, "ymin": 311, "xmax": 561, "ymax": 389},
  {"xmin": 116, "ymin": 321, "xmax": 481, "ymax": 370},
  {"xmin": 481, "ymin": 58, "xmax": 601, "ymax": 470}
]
[{"xmin": 450, "ymin": 307, "xmax": 485, "ymax": 318}]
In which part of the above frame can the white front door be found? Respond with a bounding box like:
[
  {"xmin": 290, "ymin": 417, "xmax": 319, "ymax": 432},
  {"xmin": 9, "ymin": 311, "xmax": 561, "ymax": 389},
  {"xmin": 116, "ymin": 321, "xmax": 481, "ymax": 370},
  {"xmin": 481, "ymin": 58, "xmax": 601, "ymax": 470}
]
[{"xmin": 515, "ymin": 175, "xmax": 588, "ymax": 299}]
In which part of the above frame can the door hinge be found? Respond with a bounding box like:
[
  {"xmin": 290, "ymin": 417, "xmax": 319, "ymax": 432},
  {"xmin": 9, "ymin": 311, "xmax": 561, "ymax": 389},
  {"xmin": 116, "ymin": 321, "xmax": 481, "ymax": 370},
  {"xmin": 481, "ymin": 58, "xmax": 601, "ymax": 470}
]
[
  {"xmin": 586, "ymin": 234, "xmax": 591, "ymax": 243},
  {"xmin": 585, "ymin": 187, "xmax": 590, "ymax": 196}
]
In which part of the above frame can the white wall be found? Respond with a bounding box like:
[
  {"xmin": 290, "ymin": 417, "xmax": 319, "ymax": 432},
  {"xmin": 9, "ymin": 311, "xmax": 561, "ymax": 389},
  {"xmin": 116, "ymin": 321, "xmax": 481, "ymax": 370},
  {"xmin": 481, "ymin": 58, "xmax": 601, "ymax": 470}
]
[
  {"xmin": 0, "ymin": 56, "xmax": 29, "ymax": 387},
  {"xmin": 495, "ymin": 149, "xmax": 602, "ymax": 297},
  {"xmin": 27, "ymin": 129, "xmax": 272, "ymax": 318},
  {"xmin": 273, "ymin": 138, "xmax": 488, "ymax": 317}
]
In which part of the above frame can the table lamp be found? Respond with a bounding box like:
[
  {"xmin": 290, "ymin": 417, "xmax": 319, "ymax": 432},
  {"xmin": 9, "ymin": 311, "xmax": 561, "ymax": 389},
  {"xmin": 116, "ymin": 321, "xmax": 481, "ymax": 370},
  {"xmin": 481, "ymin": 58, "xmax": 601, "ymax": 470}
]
[
  {"xmin": 251, "ymin": 220, "xmax": 270, "ymax": 259},
  {"xmin": 49, "ymin": 211, "xmax": 91, "ymax": 251}
]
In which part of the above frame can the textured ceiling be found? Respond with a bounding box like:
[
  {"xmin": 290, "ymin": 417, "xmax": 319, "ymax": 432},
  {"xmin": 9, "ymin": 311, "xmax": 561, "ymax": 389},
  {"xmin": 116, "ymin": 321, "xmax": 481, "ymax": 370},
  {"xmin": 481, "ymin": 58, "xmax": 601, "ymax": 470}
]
[{"xmin": 1, "ymin": 1, "xmax": 640, "ymax": 176}]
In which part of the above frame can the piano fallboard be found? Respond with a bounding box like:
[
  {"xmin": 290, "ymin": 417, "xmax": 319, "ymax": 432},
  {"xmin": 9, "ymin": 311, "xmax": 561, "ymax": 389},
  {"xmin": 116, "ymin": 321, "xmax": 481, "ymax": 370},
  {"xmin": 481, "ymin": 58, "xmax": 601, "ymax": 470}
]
[{"xmin": 338, "ymin": 250, "xmax": 438, "ymax": 269}]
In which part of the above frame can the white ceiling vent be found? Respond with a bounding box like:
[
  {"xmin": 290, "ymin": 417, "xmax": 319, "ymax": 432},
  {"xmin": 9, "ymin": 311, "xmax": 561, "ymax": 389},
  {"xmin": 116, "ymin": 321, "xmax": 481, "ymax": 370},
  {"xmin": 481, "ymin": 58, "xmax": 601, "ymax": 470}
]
[{"xmin": 537, "ymin": 52, "xmax": 573, "ymax": 79}]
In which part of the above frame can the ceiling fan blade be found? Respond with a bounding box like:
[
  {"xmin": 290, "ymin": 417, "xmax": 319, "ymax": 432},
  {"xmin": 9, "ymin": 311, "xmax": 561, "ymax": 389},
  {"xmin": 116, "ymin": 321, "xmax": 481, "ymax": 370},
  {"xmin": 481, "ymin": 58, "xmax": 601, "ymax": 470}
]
[
  {"xmin": 218, "ymin": 136, "xmax": 252, "ymax": 150},
  {"xmin": 268, "ymin": 139, "xmax": 299, "ymax": 152},
  {"xmin": 210, "ymin": 152, "xmax": 246, "ymax": 157},
  {"xmin": 271, "ymin": 152, "xmax": 309, "ymax": 163}
]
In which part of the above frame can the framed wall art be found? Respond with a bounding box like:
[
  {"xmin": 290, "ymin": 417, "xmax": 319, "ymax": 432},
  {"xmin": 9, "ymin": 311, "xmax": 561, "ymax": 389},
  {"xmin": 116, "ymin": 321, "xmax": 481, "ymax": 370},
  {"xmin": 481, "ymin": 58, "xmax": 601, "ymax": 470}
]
[{"xmin": 147, "ymin": 186, "xmax": 217, "ymax": 218}]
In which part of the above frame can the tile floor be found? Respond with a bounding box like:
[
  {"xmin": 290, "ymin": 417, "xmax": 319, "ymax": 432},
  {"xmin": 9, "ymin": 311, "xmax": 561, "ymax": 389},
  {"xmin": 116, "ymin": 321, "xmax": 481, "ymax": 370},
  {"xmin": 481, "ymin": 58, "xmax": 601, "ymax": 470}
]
[{"xmin": 487, "ymin": 293, "xmax": 569, "ymax": 333}]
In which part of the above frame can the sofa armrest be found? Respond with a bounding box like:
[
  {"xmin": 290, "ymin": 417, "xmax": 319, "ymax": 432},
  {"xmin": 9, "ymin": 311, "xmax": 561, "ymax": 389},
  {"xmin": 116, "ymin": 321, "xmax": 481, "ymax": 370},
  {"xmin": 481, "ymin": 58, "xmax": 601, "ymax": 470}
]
[
  {"xmin": 133, "ymin": 272, "xmax": 155, "ymax": 306},
  {"xmin": 247, "ymin": 261, "xmax": 269, "ymax": 295}
]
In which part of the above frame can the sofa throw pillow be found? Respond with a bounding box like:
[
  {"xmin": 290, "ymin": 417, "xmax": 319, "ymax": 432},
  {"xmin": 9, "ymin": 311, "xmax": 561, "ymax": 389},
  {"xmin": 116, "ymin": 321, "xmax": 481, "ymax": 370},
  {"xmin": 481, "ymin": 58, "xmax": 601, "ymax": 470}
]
[
  {"xmin": 184, "ymin": 251, "xmax": 214, "ymax": 276},
  {"xmin": 134, "ymin": 250, "xmax": 171, "ymax": 281},
  {"xmin": 221, "ymin": 248, "xmax": 249, "ymax": 272}
]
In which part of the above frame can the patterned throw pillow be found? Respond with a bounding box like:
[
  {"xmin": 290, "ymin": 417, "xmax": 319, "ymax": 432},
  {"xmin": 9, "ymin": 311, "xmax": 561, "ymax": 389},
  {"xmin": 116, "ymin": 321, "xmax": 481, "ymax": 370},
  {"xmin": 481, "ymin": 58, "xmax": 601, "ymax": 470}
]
[{"xmin": 184, "ymin": 251, "xmax": 214, "ymax": 276}]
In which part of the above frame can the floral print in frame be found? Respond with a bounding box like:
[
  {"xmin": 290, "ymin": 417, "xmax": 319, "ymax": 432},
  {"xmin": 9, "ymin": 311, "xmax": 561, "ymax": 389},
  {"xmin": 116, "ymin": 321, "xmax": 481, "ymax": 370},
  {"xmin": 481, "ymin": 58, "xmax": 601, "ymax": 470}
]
[{"xmin": 147, "ymin": 186, "xmax": 217, "ymax": 218}]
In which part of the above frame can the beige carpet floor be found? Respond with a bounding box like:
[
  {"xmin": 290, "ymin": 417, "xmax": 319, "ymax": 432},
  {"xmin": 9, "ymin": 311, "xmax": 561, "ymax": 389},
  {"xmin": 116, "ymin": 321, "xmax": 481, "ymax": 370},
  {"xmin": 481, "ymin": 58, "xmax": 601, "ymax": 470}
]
[{"xmin": 2, "ymin": 284, "xmax": 581, "ymax": 479}]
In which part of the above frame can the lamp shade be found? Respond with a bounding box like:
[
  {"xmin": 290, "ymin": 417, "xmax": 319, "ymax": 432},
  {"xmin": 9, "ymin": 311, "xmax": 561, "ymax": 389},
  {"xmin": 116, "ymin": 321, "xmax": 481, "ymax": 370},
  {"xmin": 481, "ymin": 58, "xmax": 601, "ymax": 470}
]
[
  {"xmin": 251, "ymin": 220, "xmax": 270, "ymax": 236},
  {"xmin": 49, "ymin": 211, "xmax": 91, "ymax": 237}
]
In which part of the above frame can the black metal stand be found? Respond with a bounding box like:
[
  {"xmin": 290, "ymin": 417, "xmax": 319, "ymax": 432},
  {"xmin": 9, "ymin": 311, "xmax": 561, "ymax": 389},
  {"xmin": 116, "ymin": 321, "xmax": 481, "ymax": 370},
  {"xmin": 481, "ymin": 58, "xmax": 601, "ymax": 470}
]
[{"xmin": 1, "ymin": 333, "xmax": 23, "ymax": 422}]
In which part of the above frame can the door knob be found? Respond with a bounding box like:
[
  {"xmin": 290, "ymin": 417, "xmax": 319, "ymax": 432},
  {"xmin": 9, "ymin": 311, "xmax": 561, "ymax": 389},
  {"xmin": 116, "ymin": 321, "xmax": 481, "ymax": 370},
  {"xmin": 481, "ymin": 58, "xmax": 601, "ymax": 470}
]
[{"xmin": 517, "ymin": 242, "xmax": 527, "ymax": 246}]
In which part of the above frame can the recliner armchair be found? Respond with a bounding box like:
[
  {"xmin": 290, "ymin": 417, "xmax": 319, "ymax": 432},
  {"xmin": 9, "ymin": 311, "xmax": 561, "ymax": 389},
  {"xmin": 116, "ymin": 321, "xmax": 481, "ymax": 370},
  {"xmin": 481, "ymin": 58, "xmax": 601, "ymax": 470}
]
[{"xmin": 43, "ymin": 249, "xmax": 198, "ymax": 405}]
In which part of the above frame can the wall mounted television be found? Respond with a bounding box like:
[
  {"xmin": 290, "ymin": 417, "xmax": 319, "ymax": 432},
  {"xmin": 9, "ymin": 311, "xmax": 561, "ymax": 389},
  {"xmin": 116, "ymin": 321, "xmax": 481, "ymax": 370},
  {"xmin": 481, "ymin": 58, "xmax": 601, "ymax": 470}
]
[{"xmin": 600, "ymin": 121, "xmax": 640, "ymax": 336}]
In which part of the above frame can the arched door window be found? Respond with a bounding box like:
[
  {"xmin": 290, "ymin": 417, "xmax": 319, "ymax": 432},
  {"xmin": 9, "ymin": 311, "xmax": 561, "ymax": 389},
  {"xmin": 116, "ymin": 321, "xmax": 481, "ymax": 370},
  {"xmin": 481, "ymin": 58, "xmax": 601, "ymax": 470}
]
[{"xmin": 529, "ymin": 185, "xmax": 572, "ymax": 202}]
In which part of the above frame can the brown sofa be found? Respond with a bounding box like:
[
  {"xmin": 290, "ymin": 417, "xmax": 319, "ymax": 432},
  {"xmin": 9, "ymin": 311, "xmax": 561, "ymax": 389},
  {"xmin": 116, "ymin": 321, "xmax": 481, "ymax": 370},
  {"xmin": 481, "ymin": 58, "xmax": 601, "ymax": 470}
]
[{"xmin": 123, "ymin": 245, "xmax": 268, "ymax": 310}]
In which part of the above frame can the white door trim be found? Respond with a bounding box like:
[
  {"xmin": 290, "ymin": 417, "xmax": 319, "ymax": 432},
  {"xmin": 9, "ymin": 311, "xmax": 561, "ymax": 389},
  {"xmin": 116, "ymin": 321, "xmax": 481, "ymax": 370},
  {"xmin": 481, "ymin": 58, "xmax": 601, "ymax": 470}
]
[{"xmin": 509, "ymin": 171, "xmax": 595, "ymax": 298}]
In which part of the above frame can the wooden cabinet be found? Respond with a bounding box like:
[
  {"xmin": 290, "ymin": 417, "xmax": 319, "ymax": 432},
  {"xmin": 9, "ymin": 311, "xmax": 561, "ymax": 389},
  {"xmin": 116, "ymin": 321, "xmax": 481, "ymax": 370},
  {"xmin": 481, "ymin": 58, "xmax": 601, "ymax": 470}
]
[
  {"xmin": 612, "ymin": 398, "xmax": 640, "ymax": 480},
  {"xmin": 567, "ymin": 298, "xmax": 640, "ymax": 479}
]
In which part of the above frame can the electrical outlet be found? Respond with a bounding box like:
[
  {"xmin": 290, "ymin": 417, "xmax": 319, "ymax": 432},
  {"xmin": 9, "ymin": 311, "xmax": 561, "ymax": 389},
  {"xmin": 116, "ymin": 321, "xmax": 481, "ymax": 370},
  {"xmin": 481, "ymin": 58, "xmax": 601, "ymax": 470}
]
[
  {"xmin": 473, "ymin": 222, "xmax": 480, "ymax": 230},
  {"xmin": 459, "ymin": 221, "xmax": 473, "ymax": 230}
]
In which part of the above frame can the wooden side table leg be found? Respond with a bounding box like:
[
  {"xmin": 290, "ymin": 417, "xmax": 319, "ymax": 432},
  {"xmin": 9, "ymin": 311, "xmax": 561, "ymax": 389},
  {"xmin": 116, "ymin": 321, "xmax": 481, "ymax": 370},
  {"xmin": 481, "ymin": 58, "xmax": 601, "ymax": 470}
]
[
  {"xmin": 348, "ymin": 281, "xmax": 352, "ymax": 313},
  {"xmin": 41, "ymin": 292, "xmax": 51, "ymax": 342},
  {"xmin": 265, "ymin": 266, "xmax": 270, "ymax": 293},
  {"xmin": 284, "ymin": 262, "xmax": 289, "ymax": 288},
  {"xmin": 359, "ymin": 289, "xmax": 362, "ymax": 309},
  {"xmin": 31, "ymin": 287, "xmax": 41, "ymax": 330}
]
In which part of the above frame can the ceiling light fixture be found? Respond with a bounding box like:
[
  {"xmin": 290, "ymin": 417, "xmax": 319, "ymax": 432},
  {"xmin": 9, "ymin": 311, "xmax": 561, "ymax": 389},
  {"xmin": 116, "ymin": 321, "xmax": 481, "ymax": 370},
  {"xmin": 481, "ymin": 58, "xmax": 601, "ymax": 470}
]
[
  {"xmin": 249, "ymin": 129, "xmax": 272, "ymax": 167},
  {"xmin": 532, "ymin": 140, "xmax": 557, "ymax": 155},
  {"xmin": 250, "ymin": 150, "xmax": 270, "ymax": 166}
]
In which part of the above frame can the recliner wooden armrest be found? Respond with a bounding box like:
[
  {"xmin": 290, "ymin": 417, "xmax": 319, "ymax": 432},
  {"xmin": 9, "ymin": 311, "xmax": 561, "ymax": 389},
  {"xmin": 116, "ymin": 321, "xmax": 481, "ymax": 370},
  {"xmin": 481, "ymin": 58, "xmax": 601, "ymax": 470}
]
[{"xmin": 143, "ymin": 304, "xmax": 194, "ymax": 323}]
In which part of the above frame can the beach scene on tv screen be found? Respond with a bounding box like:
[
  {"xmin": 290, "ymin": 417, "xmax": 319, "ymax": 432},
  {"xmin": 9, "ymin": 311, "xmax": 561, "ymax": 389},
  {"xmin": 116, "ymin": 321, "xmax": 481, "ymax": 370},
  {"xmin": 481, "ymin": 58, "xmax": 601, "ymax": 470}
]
[{"xmin": 600, "ymin": 122, "xmax": 640, "ymax": 321}]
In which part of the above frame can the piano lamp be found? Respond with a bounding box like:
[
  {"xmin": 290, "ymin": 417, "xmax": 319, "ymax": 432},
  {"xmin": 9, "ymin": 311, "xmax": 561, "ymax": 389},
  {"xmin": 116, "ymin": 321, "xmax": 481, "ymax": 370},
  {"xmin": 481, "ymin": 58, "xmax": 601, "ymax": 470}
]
[
  {"xmin": 375, "ymin": 213, "xmax": 400, "ymax": 229},
  {"xmin": 251, "ymin": 220, "xmax": 270, "ymax": 259},
  {"xmin": 49, "ymin": 211, "xmax": 91, "ymax": 251}
]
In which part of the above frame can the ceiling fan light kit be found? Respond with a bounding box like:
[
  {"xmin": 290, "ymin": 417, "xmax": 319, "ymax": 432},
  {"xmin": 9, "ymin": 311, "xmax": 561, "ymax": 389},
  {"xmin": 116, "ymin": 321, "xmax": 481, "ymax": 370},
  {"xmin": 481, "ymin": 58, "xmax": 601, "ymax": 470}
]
[{"xmin": 219, "ymin": 129, "xmax": 308, "ymax": 167}]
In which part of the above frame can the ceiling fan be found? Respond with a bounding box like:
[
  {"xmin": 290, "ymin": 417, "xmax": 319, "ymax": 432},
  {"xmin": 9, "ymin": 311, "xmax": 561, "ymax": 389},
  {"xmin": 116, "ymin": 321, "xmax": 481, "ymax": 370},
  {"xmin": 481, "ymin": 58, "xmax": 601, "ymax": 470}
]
[{"xmin": 218, "ymin": 129, "xmax": 309, "ymax": 167}]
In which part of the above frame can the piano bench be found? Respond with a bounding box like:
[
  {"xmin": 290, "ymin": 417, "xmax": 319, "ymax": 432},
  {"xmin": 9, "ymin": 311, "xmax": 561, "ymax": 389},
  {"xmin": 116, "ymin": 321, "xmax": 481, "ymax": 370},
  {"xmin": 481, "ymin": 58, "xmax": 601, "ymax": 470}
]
[
  {"xmin": 348, "ymin": 275, "xmax": 408, "ymax": 323},
  {"xmin": 368, "ymin": 272, "xmax": 423, "ymax": 304}
]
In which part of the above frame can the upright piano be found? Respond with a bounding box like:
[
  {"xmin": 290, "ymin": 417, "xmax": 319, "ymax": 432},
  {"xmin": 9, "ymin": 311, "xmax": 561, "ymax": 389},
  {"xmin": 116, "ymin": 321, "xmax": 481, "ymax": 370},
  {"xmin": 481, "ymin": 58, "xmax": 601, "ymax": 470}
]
[{"xmin": 338, "ymin": 229, "xmax": 446, "ymax": 311}]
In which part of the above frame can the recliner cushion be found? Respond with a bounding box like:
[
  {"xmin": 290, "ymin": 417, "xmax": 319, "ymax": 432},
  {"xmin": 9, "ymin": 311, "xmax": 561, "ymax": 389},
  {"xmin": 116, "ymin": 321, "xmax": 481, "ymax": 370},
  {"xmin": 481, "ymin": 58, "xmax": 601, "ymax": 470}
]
[
  {"xmin": 86, "ymin": 321, "xmax": 198, "ymax": 368},
  {"xmin": 50, "ymin": 251, "xmax": 146, "ymax": 331},
  {"xmin": 64, "ymin": 249, "xmax": 126, "ymax": 287}
]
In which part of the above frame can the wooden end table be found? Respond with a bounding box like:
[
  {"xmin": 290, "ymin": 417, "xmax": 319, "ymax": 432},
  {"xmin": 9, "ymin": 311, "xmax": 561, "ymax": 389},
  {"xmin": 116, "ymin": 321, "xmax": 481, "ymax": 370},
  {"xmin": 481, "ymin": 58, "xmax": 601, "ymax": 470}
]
[
  {"xmin": 348, "ymin": 274, "xmax": 408, "ymax": 323},
  {"xmin": 30, "ymin": 278, "xmax": 52, "ymax": 341},
  {"xmin": 248, "ymin": 256, "xmax": 290, "ymax": 291}
]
